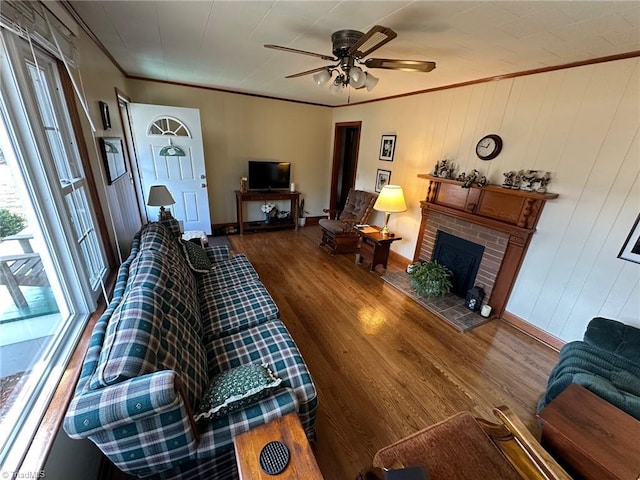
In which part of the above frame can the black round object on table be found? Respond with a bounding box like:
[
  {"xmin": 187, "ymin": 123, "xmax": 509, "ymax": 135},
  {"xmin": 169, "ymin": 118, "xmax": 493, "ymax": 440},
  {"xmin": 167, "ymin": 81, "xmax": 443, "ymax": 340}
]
[{"xmin": 259, "ymin": 440, "xmax": 290, "ymax": 475}]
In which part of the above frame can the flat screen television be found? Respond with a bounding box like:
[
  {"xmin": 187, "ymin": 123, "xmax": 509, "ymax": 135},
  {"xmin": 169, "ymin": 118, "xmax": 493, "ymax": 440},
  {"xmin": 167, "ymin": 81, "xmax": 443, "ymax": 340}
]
[{"xmin": 248, "ymin": 161, "xmax": 291, "ymax": 191}]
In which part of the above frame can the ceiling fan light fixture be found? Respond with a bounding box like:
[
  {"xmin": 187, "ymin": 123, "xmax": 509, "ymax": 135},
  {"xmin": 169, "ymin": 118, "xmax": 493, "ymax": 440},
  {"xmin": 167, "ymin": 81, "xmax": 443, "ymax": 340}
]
[
  {"xmin": 312, "ymin": 68, "xmax": 332, "ymax": 86},
  {"xmin": 329, "ymin": 80, "xmax": 343, "ymax": 95},
  {"xmin": 364, "ymin": 72, "xmax": 379, "ymax": 92},
  {"xmin": 349, "ymin": 66, "xmax": 366, "ymax": 88}
]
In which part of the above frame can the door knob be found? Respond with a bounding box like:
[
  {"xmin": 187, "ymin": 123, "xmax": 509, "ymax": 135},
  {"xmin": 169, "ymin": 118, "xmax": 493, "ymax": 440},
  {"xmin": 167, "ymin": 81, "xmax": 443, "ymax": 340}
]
[
  {"xmin": 201, "ymin": 183, "xmax": 206, "ymax": 188},
  {"xmin": 200, "ymin": 174, "xmax": 206, "ymax": 179}
]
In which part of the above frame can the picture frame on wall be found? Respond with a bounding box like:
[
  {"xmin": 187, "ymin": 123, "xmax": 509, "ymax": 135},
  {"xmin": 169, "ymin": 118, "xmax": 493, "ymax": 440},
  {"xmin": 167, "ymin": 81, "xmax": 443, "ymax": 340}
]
[
  {"xmin": 617, "ymin": 213, "xmax": 640, "ymax": 264},
  {"xmin": 375, "ymin": 169, "xmax": 391, "ymax": 192},
  {"xmin": 379, "ymin": 134, "xmax": 396, "ymax": 161},
  {"xmin": 99, "ymin": 101, "xmax": 111, "ymax": 130},
  {"xmin": 99, "ymin": 137, "xmax": 127, "ymax": 184}
]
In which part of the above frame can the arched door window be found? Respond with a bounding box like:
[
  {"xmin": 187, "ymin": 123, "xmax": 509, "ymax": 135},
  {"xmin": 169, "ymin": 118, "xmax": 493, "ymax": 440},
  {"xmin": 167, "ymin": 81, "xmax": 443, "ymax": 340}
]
[{"xmin": 148, "ymin": 116, "xmax": 191, "ymax": 138}]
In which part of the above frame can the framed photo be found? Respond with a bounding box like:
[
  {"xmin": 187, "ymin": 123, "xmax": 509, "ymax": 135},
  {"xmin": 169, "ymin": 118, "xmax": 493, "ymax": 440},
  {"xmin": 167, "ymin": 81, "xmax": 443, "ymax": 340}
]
[
  {"xmin": 375, "ymin": 169, "xmax": 391, "ymax": 192},
  {"xmin": 99, "ymin": 137, "xmax": 127, "ymax": 184},
  {"xmin": 618, "ymin": 213, "xmax": 640, "ymax": 264},
  {"xmin": 99, "ymin": 101, "xmax": 111, "ymax": 130},
  {"xmin": 379, "ymin": 134, "xmax": 396, "ymax": 161}
]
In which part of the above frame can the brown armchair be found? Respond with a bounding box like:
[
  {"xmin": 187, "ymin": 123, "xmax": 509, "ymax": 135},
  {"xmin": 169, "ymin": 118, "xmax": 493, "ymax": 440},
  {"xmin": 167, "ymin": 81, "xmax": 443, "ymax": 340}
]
[
  {"xmin": 319, "ymin": 188, "xmax": 377, "ymax": 254},
  {"xmin": 360, "ymin": 406, "xmax": 571, "ymax": 480}
]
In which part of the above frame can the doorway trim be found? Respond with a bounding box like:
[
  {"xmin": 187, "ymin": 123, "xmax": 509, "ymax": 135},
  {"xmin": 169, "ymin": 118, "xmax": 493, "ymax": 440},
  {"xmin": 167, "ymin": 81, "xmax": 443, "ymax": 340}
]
[{"xmin": 330, "ymin": 121, "xmax": 361, "ymax": 210}]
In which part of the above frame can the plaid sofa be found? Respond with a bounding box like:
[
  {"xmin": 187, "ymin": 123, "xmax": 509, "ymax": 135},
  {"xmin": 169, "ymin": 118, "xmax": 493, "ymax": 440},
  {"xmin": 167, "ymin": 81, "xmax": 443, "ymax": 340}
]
[{"xmin": 63, "ymin": 219, "xmax": 317, "ymax": 479}]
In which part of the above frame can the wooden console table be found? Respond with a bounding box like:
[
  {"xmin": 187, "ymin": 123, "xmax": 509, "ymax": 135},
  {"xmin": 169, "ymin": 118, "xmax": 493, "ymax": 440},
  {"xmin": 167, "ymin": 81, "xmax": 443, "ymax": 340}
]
[
  {"xmin": 355, "ymin": 226, "xmax": 402, "ymax": 273},
  {"xmin": 235, "ymin": 190, "xmax": 299, "ymax": 235},
  {"xmin": 537, "ymin": 383, "xmax": 640, "ymax": 479},
  {"xmin": 233, "ymin": 413, "xmax": 322, "ymax": 479}
]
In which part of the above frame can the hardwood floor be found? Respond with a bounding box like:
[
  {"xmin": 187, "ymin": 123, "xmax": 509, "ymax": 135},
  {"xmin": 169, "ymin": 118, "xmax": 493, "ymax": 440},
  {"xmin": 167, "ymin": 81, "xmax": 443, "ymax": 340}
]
[
  {"xmin": 105, "ymin": 225, "xmax": 560, "ymax": 479},
  {"xmin": 229, "ymin": 226, "xmax": 560, "ymax": 479}
]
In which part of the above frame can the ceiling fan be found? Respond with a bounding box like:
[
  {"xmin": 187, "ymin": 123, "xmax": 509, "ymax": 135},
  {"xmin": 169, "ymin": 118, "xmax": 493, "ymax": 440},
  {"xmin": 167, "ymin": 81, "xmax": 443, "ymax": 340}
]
[{"xmin": 265, "ymin": 25, "xmax": 436, "ymax": 93}]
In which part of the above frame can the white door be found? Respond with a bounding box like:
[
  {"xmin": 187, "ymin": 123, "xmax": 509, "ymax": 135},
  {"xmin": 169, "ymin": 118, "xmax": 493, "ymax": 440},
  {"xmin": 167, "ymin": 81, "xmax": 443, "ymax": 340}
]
[{"xmin": 130, "ymin": 103, "xmax": 211, "ymax": 234}]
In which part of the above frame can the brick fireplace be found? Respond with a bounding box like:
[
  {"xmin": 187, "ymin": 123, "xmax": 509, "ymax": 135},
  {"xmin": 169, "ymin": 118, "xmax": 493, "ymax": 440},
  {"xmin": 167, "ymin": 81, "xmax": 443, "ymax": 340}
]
[
  {"xmin": 420, "ymin": 211, "xmax": 509, "ymax": 304},
  {"xmin": 414, "ymin": 175, "xmax": 558, "ymax": 317}
]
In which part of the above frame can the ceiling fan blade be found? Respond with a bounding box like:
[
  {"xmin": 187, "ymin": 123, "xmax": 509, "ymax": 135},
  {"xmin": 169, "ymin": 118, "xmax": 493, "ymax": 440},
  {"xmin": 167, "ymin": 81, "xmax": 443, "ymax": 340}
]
[
  {"xmin": 285, "ymin": 67, "xmax": 329, "ymax": 79},
  {"xmin": 348, "ymin": 25, "xmax": 397, "ymax": 58},
  {"xmin": 265, "ymin": 44, "xmax": 336, "ymax": 62},
  {"xmin": 365, "ymin": 58, "xmax": 436, "ymax": 72}
]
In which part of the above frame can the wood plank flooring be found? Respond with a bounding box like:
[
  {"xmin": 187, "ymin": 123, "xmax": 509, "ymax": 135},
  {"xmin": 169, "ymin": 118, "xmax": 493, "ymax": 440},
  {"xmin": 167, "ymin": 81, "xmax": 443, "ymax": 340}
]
[
  {"xmin": 229, "ymin": 226, "xmax": 560, "ymax": 478},
  {"xmin": 106, "ymin": 225, "xmax": 560, "ymax": 479}
]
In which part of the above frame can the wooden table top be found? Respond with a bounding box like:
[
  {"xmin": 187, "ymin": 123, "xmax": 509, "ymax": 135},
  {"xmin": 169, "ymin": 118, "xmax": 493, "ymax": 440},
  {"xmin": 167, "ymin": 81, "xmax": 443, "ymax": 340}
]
[
  {"xmin": 355, "ymin": 225, "xmax": 402, "ymax": 243},
  {"xmin": 233, "ymin": 413, "xmax": 323, "ymax": 480},
  {"xmin": 538, "ymin": 383, "xmax": 640, "ymax": 480}
]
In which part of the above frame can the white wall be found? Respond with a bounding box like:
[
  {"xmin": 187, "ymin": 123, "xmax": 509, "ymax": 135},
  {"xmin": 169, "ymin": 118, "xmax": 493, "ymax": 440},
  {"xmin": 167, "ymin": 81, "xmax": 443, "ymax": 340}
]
[{"xmin": 333, "ymin": 57, "xmax": 639, "ymax": 341}]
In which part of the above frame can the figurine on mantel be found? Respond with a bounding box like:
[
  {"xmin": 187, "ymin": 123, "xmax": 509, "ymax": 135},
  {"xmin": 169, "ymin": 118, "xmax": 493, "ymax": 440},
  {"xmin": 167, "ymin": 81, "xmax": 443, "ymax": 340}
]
[
  {"xmin": 477, "ymin": 175, "xmax": 489, "ymax": 187},
  {"xmin": 512, "ymin": 170, "xmax": 524, "ymax": 190},
  {"xmin": 433, "ymin": 159, "xmax": 455, "ymax": 179},
  {"xmin": 457, "ymin": 172, "xmax": 467, "ymax": 182},
  {"xmin": 502, "ymin": 171, "xmax": 515, "ymax": 188},
  {"xmin": 462, "ymin": 169, "xmax": 479, "ymax": 188},
  {"xmin": 521, "ymin": 170, "xmax": 539, "ymax": 191},
  {"xmin": 503, "ymin": 169, "xmax": 552, "ymax": 192},
  {"xmin": 537, "ymin": 171, "xmax": 552, "ymax": 193}
]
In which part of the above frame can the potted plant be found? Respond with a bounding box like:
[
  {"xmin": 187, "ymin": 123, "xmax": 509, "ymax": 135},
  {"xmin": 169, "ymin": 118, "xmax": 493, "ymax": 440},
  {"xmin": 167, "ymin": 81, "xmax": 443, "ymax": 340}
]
[
  {"xmin": 298, "ymin": 198, "xmax": 308, "ymax": 227},
  {"xmin": 408, "ymin": 261, "xmax": 453, "ymax": 298}
]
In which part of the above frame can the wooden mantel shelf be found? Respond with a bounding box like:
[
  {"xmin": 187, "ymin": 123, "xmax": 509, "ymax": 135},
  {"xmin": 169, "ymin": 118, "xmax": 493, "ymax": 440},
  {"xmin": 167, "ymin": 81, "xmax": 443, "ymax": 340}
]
[
  {"xmin": 415, "ymin": 174, "xmax": 559, "ymax": 317},
  {"xmin": 417, "ymin": 174, "xmax": 558, "ymax": 231},
  {"xmin": 417, "ymin": 174, "xmax": 558, "ymax": 200}
]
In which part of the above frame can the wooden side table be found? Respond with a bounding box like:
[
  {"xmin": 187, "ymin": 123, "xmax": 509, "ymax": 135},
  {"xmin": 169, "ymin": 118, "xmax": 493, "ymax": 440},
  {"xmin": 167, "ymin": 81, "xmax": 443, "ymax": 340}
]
[
  {"xmin": 233, "ymin": 413, "xmax": 323, "ymax": 479},
  {"xmin": 355, "ymin": 226, "xmax": 402, "ymax": 273},
  {"xmin": 537, "ymin": 383, "xmax": 640, "ymax": 479}
]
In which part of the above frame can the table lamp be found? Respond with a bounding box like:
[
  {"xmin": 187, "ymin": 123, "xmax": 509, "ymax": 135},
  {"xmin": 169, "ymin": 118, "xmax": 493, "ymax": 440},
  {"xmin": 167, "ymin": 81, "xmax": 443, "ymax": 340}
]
[
  {"xmin": 373, "ymin": 185, "xmax": 407, "ymax": 236},
  {"xmin": 147, "ymin": 185, "xmax": 175, "ymax": 220}
]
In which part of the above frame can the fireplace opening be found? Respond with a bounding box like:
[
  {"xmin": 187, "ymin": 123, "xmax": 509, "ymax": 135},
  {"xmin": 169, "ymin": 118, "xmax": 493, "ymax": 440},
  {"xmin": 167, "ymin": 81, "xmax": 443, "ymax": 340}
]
[{"xmin": 432, "ymin": 230, "xmax": 485, "ymax": 297}]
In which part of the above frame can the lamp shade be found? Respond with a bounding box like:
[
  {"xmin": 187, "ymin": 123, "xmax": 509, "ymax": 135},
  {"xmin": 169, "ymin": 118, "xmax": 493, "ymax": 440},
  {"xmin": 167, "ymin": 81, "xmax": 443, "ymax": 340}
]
[
  {"xmin": 147, "ymin": 185, "xmax": 175, "ymax": 206},
  {"xmin": 374, "ymin": 185, "xmax": 407, "ymax": 213},
  {"xmin": 364, "ymin": 72, "xmax": 379, "ymax": 92},
  {"xmin": 349, "ymin": 67, "xmax": 366, "ymax": 88},
  {"xmin": 313, "ymin": 68, "xmax": 332, "ymax": 86}
]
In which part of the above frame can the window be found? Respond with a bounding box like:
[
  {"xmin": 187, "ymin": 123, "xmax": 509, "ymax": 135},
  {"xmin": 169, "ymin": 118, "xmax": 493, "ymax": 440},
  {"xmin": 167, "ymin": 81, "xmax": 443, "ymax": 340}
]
[
  {"xmin": 0, "ymin": 31, "xmax": 108, "ymax": 471},
  {"xmin": 148, "ymin": 116, "xmax": 191, "ymax": 137}
]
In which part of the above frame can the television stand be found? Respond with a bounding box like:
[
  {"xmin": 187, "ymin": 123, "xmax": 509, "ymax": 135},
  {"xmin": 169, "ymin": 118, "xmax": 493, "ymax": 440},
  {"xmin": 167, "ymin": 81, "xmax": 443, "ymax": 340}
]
[{"xmin": 235, "ymin": 190, "xmax": 300, "ymax": 235}]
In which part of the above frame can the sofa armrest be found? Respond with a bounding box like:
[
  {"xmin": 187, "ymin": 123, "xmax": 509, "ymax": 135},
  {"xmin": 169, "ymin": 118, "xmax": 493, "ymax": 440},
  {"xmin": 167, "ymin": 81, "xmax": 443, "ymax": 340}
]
[
  {"xmin": 205, "ymin": 245, "xmax": 230, "ymax": 263},
  {"xmin": 65, "ymin": 371, "xmax": 201, "ymax": 477},
  {"xmin": 65, "ymin": 370, "xmax": 188, "ymax": 437}
]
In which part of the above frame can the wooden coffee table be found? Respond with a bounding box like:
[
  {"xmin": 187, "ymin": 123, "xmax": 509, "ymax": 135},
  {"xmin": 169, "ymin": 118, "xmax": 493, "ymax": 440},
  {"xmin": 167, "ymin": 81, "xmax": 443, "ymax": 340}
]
[
  {"xmin": 537, "ymin": 383, "xmax": 640, "ymax": 479},
  {"xmin": 233, "ymin": 413, "xmax": 323, "ymax": 479}
]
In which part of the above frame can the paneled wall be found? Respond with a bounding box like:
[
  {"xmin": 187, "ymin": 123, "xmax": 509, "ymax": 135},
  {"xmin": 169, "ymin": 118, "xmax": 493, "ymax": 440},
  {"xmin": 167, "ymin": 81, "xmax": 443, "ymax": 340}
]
[{"xmin": 333, "ymin": 57, "xmax": 639, "ymax": 341}]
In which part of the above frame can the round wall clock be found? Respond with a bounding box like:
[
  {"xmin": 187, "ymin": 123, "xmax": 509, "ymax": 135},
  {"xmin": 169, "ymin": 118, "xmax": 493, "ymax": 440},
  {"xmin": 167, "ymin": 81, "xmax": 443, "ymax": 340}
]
[{"xmin": 476, "ymin": 134, "xmax": 503, "ymax": 160}]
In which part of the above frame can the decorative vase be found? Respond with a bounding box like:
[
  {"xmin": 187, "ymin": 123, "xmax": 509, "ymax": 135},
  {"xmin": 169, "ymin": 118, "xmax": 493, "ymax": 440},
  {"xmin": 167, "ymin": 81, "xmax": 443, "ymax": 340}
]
[{"xmin": 264, "ymin": 213, "xmax": 270, "ymax": 224}]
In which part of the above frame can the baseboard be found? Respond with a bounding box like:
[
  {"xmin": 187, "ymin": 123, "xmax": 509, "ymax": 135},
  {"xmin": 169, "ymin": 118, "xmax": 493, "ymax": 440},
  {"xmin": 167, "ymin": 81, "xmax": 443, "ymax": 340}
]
[
  {"xmin": 304, "ymin": 216, "xmax": 322, "ymax": 226},
  {"xmin": 389, "ymin": 249, "xmax": 411, "ymax": 270},
  {"xmin": 501, "ymin": 311, "xmax": 565, "ymax": 351}
]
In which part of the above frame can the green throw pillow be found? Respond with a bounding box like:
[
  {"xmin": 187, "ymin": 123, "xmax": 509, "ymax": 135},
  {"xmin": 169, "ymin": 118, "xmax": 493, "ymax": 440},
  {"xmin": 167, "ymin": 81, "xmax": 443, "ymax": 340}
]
[
  {"xmin": 194, "ymin": 364, "xmax": 282, "ymax": 422},
  {"xmin": 180, "ymin": 239, "xmax": 213, "ymax": 273}
]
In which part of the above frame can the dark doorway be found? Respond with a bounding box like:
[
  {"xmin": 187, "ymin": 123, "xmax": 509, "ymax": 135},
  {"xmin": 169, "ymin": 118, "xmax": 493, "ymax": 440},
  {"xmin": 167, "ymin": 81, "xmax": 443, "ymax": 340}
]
[
  {"xmin": 330, "ymin": 121, "xmax": 361, "ymax": 211},
  {"xmin": 432, "ymin": 230, "xmax": 485, "ymax": 297}
]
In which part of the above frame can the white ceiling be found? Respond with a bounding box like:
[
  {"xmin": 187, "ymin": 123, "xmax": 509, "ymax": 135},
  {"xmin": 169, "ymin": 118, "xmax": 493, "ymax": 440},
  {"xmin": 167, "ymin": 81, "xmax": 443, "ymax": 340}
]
[{"xmin": 67, "ymin": 1, "xmax": 640, "ymax": 107}]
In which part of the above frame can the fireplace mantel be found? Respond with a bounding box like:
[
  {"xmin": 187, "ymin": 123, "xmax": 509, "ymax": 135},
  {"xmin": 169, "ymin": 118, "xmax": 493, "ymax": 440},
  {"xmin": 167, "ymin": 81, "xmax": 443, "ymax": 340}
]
[{"xmin": 415, "ymin": 174, "xmax": 559, "ymax": 317}]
